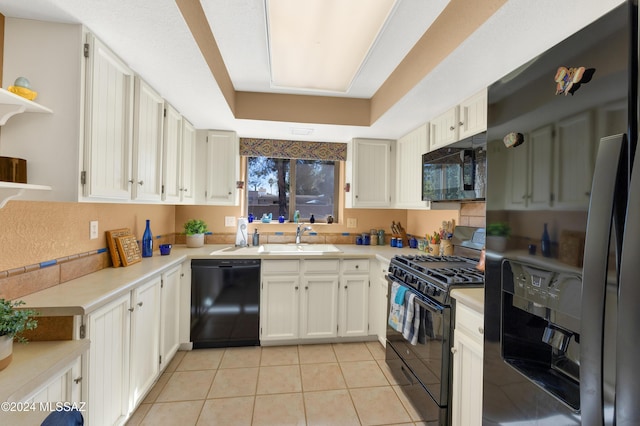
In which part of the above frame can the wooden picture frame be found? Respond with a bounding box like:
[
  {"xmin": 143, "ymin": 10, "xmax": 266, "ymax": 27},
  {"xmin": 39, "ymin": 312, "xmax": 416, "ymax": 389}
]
[
  {"xmin": 115, "ymin": 234, "xmax": 142, "ymax": 267},
  {"xmin": 106, "ymin": 228, "xmax": 133, "ymax": 267}
]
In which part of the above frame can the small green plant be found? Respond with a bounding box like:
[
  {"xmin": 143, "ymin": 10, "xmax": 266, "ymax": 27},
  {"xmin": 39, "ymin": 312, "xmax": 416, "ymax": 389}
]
[
  {"xmin": 184, "ymin": 219, "xmax": 208, "ymax": 236},
  {"xmin": 0, "ymin": 299, "xmax": 38, "ymax": 343},
  {"xmin": 487, "ymin": 222, "xmax": 511, "ymax": 238}
]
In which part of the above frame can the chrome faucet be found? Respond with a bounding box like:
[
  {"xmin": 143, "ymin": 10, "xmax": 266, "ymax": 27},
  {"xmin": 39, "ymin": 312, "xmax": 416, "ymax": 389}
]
[{"xmin": 296, "ymin": 224, "xmax": 313, "ymax": 244}]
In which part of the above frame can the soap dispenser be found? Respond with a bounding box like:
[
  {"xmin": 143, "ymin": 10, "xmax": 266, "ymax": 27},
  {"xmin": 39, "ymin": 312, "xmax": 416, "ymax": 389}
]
[{"xmin": 252, "ymin": 228, "xmax": 260, "ymax": 246}]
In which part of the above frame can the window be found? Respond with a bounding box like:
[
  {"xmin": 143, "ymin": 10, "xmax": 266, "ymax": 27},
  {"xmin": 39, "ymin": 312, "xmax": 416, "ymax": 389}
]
[{"xmin": 247, "ymin": 157, "xmax": 339, "ymax": 222}]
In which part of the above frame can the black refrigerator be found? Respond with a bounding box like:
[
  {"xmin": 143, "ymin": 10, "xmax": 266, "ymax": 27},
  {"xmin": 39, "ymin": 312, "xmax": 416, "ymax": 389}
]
[{"xmin": 483, "ymin": 1, "xmax": 639, "ymax": 424}]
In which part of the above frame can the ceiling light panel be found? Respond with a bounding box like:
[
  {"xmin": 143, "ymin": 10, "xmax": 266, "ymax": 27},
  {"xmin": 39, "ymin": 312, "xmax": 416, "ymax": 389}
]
[{"xmin": 267, "ymin": 0, "xmax": 397, "ymax": 93}]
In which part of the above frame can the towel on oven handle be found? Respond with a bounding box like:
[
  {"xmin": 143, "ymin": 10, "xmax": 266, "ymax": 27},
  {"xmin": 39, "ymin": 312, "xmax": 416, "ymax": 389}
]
[
  {"xmin": 388, "ymin": 281, "xmax": 405, "ymax": 332},
  {"xmin": 402, "ymin": 293, "xmax": 421, "ymax": 345}
]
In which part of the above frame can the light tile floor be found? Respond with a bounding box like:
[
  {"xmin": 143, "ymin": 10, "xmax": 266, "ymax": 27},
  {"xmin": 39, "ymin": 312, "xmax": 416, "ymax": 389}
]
[{"xmin": 126, "ymin": 342, "xmax": 432, "ymax": 426}]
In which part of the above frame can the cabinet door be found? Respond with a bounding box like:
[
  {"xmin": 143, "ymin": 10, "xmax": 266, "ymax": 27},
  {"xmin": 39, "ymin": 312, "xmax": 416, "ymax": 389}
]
[
  {"xmin": 83, "ymin": 33, "xmax": 134, "ymax": 201},
  {"xmin": 527, "ymin": 125, "xmax": 554, "ymax": 209},
  {"xmin": 458, "ymin": 88, "xmax": 487, "ymax": 139},
  {"xmin": 160, "ymin": 265, "xmax": 181, "ymax": 371},
  {"xmin": 132, "ymin": 78, "xmax": 164, "ymax": 202},
  {"xmin": 504, "ymin": 142, "xmax": 529, "ymax": 209},
  {"xmin": 554, "ymin": 111, "xmax": 593, "ymax": 209},
  {"xmin": 429, "ymin": 107, "xmax": 458, "ymax": 151},
  {"xmin": 180, "ymin": 118, "xmax": 196, "ymax": 204},
  {"xmin": 300, "ymin": 276, "xmax": 339, "ymax": 339},
  {"xmin": 129, "ymin": 277, "xmax": 161, "ymax": 411},
  {"xmin": 371, "ymin": 259, "xmax": 390, "ymax": 346},
  {"xmin": 395, "ymin": 125, "xmax": 429, "ymax": 208},
  {"xmin": 451, "ymin": 330, "xmax": 483, "ymax": 426},
  {"xmin": 86, "ymin": 293, "xmax": 131, "ymax": 426},
  {"xmin": 162, "ymin": 104, "xmax": 183, "ymax": 203},
  {"xmin": 205, "ymin": 130, "xmax": 239, "ymax": 205},
  {"xmin": 260, "ymin": 276, "xmax": 299, "ymax": 341},
  {"xmin": 351, "ymin": 138, "xmax": 392, "ymax": 207},
  {"xmin": 339, "ymin": 275, "xmax": 369, "ymax": 337}
]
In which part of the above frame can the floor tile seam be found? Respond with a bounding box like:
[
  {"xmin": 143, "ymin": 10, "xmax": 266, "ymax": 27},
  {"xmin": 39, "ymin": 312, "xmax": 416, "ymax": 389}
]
[
  {"xmin": 346, "ymin": 387, "xmax": 413, "ymax": 426},
  {"xmin": 336, "ymin": 357, "xmax": 393, "ymax": 388}
]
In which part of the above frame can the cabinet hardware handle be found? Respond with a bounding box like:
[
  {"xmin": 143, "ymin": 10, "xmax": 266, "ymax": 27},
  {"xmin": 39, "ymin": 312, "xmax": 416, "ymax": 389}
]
[
  {"xmin": 355, "ymin": 265, "xmax": 359, "ymax": 269},
  {"xmin": 128, "ymin": 307, "xmax": 134, "ymax": 312},
  {"xmin": 344, "ymin": 285, "xmax": 348, "ymax": 289},
  {"xmin": 138, "ymin": 180, "xmax": 144, "ymax": 185},
  {"xmin": 295, "ymin": 286, "xmax": 299, "ymax": 290},
  {"xmin": 305, "ymin": 286, "xmax": 308, "ymax": 290},
  {"xmin": 228, "ymin": 191, "xmax": 232, "ymax": 195},
  {"xmin": 128, "ymin": 179, "xmax": 134, "ymax": 184},
  {"xmin": 74, "ymin": 377, "xmax": 82, "ymax": 384},
  {"xmin": 451, "ymin": 347, "xmax": 457, "ymax": 354},
  {"xmin": 138, "ymin": 302, "xmax": 143, "ymax": 307},
  {"xmin": 459, "ymin": 121, "xmax": 464, "ymax": 126},
  {"xmin": 478, "ymin": 326, "xmax": 484, "ymax": 334},
  {"xmin": 449, "ymin": 126, "xmax": 455, "ymax": 131}
]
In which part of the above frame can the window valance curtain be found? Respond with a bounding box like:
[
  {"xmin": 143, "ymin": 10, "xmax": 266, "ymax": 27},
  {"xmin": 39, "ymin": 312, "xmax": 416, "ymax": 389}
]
[{"xmin": 239, "ymin": 138, "xmax": 347, "ymax": 161}]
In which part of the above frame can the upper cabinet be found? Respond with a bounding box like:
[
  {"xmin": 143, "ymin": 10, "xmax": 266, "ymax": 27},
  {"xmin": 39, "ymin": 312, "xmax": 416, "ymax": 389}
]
[
  {"xmin": 82, "ymin": 33, "xmax": 136, "ymax": 201},
  {"xmin": 180, "ymin": 119, "xmax": 196, "ymax": 204},
  {"xmin": 429, "ymin": 88, "xmax": 487, "ymax": 152},
  {"xmin": 395, "ymin": 124, "xmax": 429, "ymax": 209},
  {"xmin": 345, "ymin": 138, "xmax": 394, "ymax": 208},
  {"xmin": 162, "ymin": 103, "xmax": 183, "ymax": 203},
  {"xmin": 204, "ymin": 130, "xmax": 240, "ymax": 205}
]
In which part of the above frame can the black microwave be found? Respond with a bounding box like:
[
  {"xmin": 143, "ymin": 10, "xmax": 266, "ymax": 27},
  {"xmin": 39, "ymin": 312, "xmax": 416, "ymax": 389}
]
[{"xmin": 422, "ymin": 137, "xmax": 486, "ymax": 202}]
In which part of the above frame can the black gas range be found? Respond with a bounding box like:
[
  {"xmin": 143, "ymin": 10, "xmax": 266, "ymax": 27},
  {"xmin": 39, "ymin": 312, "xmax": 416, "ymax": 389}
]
[
  {"xmin": 387, "ymin": 254, "xmax": 483, "ymax": 306},
  {"xmin": 385, "ymin": 227, "xmax": 485, "ymax": 426}
]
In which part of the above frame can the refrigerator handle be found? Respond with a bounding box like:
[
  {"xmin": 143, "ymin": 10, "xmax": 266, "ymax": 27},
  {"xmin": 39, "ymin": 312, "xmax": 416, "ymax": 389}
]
[
  {"xmin": 581, "ymin": 134, "xmax": 626, "ymax": 426},
  {"xmin": 617, "ymin": 138, "xmax": 640, "ymax": 424}
]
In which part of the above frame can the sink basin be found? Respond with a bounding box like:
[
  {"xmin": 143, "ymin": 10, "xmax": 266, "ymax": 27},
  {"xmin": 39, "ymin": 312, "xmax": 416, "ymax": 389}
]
[{"xmin": 258, "ymin": 244, "xmax": 342, "ymax": 254}]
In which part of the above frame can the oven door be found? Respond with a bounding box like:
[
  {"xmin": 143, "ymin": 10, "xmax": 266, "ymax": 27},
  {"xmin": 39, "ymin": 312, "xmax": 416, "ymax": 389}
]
[{"xmin": 385, "ymin": 275, "xmax": 451, "ymax": 406}]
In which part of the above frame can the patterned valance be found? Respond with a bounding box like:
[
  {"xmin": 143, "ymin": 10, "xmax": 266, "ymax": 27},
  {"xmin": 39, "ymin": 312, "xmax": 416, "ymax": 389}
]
[{"xmin": 239, "ymin": 138, "xmax": 347, "ymax": 161}]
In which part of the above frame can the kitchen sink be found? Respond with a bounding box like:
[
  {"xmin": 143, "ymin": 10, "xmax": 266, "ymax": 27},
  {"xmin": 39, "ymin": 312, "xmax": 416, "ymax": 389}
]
[{"xmin": 258, "ymin": 243, "xmax": 342, "ymax": 254}]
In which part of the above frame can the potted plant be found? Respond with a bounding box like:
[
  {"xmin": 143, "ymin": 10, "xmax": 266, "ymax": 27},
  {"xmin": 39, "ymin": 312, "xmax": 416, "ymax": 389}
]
[
  {"xmin": 184, "ymin": 219, "xmax": 208, "ymax": 248},
  {"xmin": 0, "ymin": 299, "xmax": 38, "ymax": 371},
  {"xmin": 486, "ymin": 222, "xmax": 511, "ymax": 252}
]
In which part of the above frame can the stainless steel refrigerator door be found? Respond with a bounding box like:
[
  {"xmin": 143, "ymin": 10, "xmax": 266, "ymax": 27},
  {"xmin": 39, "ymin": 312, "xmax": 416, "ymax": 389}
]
[{"xmin": 581, "ymin": 134, "xmax": 627, "ymax": 426}]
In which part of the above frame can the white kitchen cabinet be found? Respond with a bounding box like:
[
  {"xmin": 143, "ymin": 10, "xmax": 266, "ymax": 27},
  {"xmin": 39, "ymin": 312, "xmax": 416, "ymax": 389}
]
[
  {"xmin": 554, "ymin": 111, "xmax": 593, "ymax": 209},
  {"xmin": 346, "ymin": 138, "xmax": 393, "ymax": 208},
  {"xmin": 85, "ymin": 293, "xmax": 131, "ymax": 426},
  {"xmin": 180, "ymin": 118, "xmax": 197, "ymax": 204},
  {"xmin": 260, "ymin": 275, "xmax": 300, "ymax": 341},
  {"xmin": 129, "ymin": 276, "xmax": 161, "ymax": 412},
  {"xmin": 370, "ymin": 258, "xmax": 390, "ymax": 346},
  {"xmin": 162, "ymin": 103, "xmax": 183, "ymax": 203},
  {"xmin": 429, "ymin": 88, "xmax": 487, "ymax": 152},
  {"xmin": 451, "ymin": 302, "xmax": 484, "ymax": 426},
  {"xmin": 505, "ymin": 125, "xmax": 553, "ymax": 210},
  {"xmin": 339, "ymin": 259, "xmax": 370, "ymax": 337},
  {"xmin": 395, "ymin": 124, "xmax": 430, "ymax": 209},
  {"xmin": 82, "ymin": 33, "xmax": 136, "ymax": 201},
  {"xmin": 458, "ymin": 88, "xmax": 488, "ymax": 140},
  {"xmin": 131, "ymin": 77, "xmax": 164, "ymax": 202},
  {"xmin": 261, "ymin": 259, "xmax": 371, "ymax": 343},
  {"xmin": 26, "ymin": 355, "xmax": 82, "ymax": 406},
  {"xmin": 205, "ymin": 130, "xmax": 240, "ymax": 205},
  {"xmin": 160, "ymin": 264, "xmax": 182, "ymax": 371}
]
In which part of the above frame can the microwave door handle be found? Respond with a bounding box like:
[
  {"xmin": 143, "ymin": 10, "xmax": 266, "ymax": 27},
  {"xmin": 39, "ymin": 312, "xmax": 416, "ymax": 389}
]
[
  {"xmin": 616, "ymin": 137, "xmax": 640, "ymax": 424},
  {"xmin": 581, "ymin": 134, "xmax": 626, "ymax": 426}
]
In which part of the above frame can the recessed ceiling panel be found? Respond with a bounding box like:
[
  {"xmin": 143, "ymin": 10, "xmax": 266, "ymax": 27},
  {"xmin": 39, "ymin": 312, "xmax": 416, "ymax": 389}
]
[{"xmin": 266, "ymin": 0, "xmax": 397, "ymax": 93}]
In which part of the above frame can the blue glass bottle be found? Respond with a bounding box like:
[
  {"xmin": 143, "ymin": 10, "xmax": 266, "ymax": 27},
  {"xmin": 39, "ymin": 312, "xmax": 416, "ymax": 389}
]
[
  {"xmin": 541, "ymin": 223, "xmax": 551, "ymax": 257},
  {"xmin": 142, "ymin": 219, "xmax": 153, "ymax": 257}
]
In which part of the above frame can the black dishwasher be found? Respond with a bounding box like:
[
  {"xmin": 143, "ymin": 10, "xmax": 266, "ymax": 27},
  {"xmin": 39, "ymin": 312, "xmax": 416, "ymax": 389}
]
[{"xmin": 191, "ymin": 259, "xmax": 261, "ymax": 348}]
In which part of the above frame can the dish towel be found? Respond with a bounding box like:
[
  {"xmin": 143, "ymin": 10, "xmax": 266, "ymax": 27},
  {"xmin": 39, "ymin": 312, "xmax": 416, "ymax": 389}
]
[
  {"xmin": 388, "ymin": 282, "xmax": 405, "ymax": 332},
  {"xmin": 402, "ymin": 293, "xmax": 421, "ymax": 345}
]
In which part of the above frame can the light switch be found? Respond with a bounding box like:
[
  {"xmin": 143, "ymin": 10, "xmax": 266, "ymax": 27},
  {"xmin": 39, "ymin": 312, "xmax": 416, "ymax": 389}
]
[
  {"xmin": 225, "ymin": 216, "xmax": 236, "ymax": 227},
  {"xmin": 347, "ymin": 218, "xmax": 357, "ymax": 228},
  {"xmin": 90, "ymin": 221, "xmax": 99, "ymax": 239}
]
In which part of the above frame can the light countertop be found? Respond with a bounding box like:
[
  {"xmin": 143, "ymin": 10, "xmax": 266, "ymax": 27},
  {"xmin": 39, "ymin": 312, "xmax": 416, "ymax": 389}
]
[
  {"xmin": 20, "ymin": 244, "xmax": 413, "ymax": 316},
  {"xmin": 451, "ymin": 287, "xmax": 484, "ymax": 314}
]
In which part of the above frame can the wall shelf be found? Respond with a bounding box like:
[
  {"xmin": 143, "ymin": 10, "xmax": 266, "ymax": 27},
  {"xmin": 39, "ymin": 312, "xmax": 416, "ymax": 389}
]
[
  {"xmin": 0, "ymin": 88, "xmax": 53, "ymax": 125},
  {"xmin": 0, "ymin": 182, "xmax": 52, "ymax": 209}
]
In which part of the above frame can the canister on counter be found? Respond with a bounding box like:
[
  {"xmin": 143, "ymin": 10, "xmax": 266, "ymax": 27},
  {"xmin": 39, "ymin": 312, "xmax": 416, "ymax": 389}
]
[
  {"xmin": 377, "ymin": 230, "xmax": 385, "ymax": 246},
  {"xmin": 370, "ymin": 229, "xmax": 377, "ymax": 245},
  {"xmin": 391, "ymin": 237, "xmax": 397, "ymax": 247},
  {"xmin": 356, "ymin": 235, "xmax": 363, "ymax": 245},
  {"xmin": 363, "ymin": 233, "xmax": 371, "ymax": 245}
]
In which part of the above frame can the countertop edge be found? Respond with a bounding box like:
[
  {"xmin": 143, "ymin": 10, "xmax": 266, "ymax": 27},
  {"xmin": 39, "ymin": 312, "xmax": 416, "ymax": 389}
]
[{"xmin": 451, "ymin": 288, "xmax": 485, "ymax": 314}]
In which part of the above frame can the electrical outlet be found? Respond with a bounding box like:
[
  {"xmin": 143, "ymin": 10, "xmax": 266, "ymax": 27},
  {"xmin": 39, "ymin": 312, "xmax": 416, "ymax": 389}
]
[
  {"xmin": 347, "ymin": 218, "xmax": 357, "ymax": 228},
  {"xmin": 90, "ymin": 221, "xmax": 99, "ymax": 239},
  {"xmin": 225, "ymin": 216, "xmax": 236, "ymax": 227}
]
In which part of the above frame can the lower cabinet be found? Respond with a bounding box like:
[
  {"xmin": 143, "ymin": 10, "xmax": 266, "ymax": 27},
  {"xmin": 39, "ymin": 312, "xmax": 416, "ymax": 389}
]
[
  {"xmin": 83, "ymin": 267, "xmax": 180, "ymax": 425},
  {"xmin": 451, "ymin": 302, "xmax": 484, "ymax": 426},
  {"xmin": 261, "ymin": 259, "xmax": 370, "ymax": 343},
  {"xmin": 370, "ymin": 258, "xmax": 390, "ymax": 345}
]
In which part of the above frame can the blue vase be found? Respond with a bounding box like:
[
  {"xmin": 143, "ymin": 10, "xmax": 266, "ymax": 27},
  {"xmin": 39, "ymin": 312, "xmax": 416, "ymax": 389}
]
[
  {"xmin": 541, "ymin": 223, "xmax": 551, "ymax": 257},
  {"xmin": 142, "ymin": 219, "xmax": 153, "ymax": 257}
]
